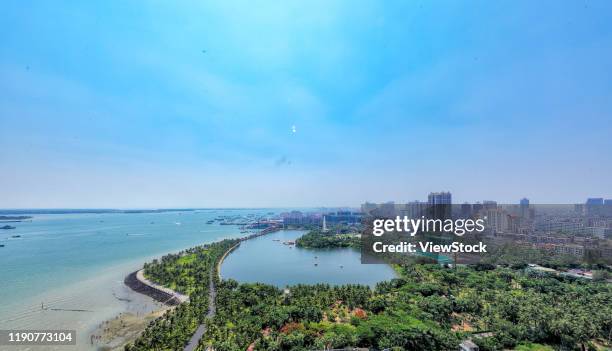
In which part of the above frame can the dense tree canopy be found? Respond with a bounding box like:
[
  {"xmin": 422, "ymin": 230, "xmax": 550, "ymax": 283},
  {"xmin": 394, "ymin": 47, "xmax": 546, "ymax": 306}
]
[
  {"xmin": 126, "ymin": 239, "xmax": 237, "ymax": 351},
  {"xmin": 126, "ymin": 234, "xmax": 612, "ymax": 351},
  {"xmin": 295, "ymin": 231, "xmax": 360, "ymax": 249}
]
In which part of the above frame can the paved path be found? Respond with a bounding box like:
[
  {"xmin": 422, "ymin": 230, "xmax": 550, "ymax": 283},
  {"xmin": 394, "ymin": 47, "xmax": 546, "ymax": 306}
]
[
  {"xmin": 136, "ymin": 269, "xmax": 190, "ymax": 304},
  {"xmin": 183, "ymin": 268, "xmax": 216, "ymax": 351},
  {"xmin": 182, "ymin": 231, "xmax": 277, "ymax": 351},
  {"xmin": 216, "ymin": 242, "xmax": 241, "ymax": 280}
]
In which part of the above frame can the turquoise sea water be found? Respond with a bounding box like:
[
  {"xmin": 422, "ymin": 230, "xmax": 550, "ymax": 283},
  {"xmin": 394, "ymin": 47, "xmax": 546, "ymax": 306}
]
[{"xmin": 0, "ymin": 210, "xmax": 256, "ymax": 349}]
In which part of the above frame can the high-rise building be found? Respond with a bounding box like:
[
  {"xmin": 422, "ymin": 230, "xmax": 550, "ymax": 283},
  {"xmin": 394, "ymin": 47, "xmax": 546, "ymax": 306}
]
[
  {"xmin": 460, "ymin": 203, "xmax": 473, "ymax": 218},
  {"xmin": 473, "ymin": 203, "xmax": 483, "ymax": 215},
  {"xmin": 587, "ymin": 198, "xmax": 604, "ymax": 205},
  {"xmin": 483, "ymin": 200, "xmax": 497, "ymax": 210},
  {"xmin": 325, "ymin": 211, "xmax": 362, "ymax": 224},
  {"xmin": 575, "ymin": 204, "xmax": 584, "ymax": 215},
  {"xmin": 520, "ymin": 198, "xmax": 529, "ymax": 218},
  {"xmin": 428, "ymin": 192, "xmax": 452, "ymax": 205},
  {"xmin": 428, "ymin": 192, "xmax": 451, "ymax": 219},
  {"xmin": 604, "ymin": 199, "xmax": 612, "ymax": 217},
  {"xmin": 586, "ymin": 198, "xmax": 604, "ymax": 216},
  {"xmin": 379, "ymin": 202, "xmax": 396, "ymax": 218},
  {"xmin": 403, "ymin": 201, "xmax": 427, "ymax": 218},
  {"xmin": 361, "ymin": 202, "xmax": 378, "ymax": 215},
  {"xmin": 484, "ymin": 208, "xmax": 509, "ymax": 233}
]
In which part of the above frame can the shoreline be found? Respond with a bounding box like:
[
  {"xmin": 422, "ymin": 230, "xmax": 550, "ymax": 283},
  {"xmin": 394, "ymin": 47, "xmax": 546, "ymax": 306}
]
[
  {"xmin": 123, "ymin": 270, "xmax": 189, "ymax": 306},
  {"xmin": 97, "ymin": 225, "xmax": 283, "ymax": 350},
  {"xmin": 90, "ymin": 307, "xmax": 170, "ymax": 350},
  {"xmin": 216, "ymin": 241, "xmax": 241, "ymax": 279},
  {"xmin": 123, "ymin": 226, "xmax": 282, "ymax": 304},
  {"xmin": 215, "ymin": 225, "xmax": 284, "ymax": 280},
  {"xmin": 0, "ymin": 211, "xmax": 290, "ymax": 351}
]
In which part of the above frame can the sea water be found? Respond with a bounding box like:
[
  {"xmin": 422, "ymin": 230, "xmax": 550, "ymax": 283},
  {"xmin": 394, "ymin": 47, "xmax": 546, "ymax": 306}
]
[{"xmin": 0, "ymin": 209, "xmax": 256, "ymax": 350}]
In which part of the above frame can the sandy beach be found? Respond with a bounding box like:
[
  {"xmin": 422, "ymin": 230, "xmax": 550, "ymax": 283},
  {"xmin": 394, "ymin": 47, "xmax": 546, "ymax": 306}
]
[{"xmin": 90, "ymin": 308, "xmax": 171, "ymax": 350}]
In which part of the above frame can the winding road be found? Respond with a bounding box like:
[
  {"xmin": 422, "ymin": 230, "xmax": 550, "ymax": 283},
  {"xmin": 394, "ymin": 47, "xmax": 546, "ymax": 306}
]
[
  {"xmin": 182, "ymin": 231, "xmax": 275, "ymax": 351},
  {"xmin": 183, "ymin": 267, "xmax": 216, "ymax": 351}
]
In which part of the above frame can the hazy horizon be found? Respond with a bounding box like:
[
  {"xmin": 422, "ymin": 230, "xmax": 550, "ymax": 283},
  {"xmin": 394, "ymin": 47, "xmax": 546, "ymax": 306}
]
[{"xmin": 2, "ymin": 1, "xmax": 612, "ymax": 208}]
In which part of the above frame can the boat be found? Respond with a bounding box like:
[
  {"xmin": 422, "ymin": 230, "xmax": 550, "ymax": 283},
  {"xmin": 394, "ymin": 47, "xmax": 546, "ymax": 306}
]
[
  {"xmin": 11, "ymin": 235, "xmax": 21, "ymax": 238},
  {"xmin": 314, "ymin": 263, "xmax": 318, "ymax": 266},
  {"xmin": 1, "ymin": 225, "xmax": 16, "ymax": 230},
  {"xmin": 340, "ymin": 265, "xmax": 344, "ymax": 268},
  {"xmin": 0, "ymin": 244, "xmax": 5, "ymax": 247},
  {"xmin": 206, "ymin": 220, "xmax": 214, "ymax": 224},
  {"xmin": 272, "ymin": 239, "xmax": 280, "ymax": 242}
]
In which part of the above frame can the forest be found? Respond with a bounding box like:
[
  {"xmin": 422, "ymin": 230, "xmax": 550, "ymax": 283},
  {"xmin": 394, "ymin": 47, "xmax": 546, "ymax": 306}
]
[
  {"xmin": 295, "ymin": 231, "xmax": 360, "ymax": 249},
  {"xmin": 126, "ymin": 239, "xmax": 237, "ymax": 351}
]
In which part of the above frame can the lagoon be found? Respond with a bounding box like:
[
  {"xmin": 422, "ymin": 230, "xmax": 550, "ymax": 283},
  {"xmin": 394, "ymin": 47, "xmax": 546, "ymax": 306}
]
[{"xmin": 221, "ymin": 230, "xmax": 397, "ymax": 287}]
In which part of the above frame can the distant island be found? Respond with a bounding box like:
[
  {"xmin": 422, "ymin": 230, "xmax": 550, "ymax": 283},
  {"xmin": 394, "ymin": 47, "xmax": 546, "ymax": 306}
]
[
  {"xmin": 0, "ymin": 215, "xmax": 31, "ymax": 221},
  {"xmin": 0, "ymin": 209, "xmax": 198, "ymax": 215}
]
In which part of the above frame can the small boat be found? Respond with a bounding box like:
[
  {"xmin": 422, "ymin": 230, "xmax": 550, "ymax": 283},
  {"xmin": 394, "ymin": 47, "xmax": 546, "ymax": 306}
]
[
  {"xmin": 314, "ymin": 256, "xmax": 318, "ymax": 259},
  {"xmin": 272, "ymin": 239, "xmax": 280, "ymax": 242},
  {"xmin": 340, "ymin": 265, "xmax": 344, "ymax": 268},
  {"xmin": 0, "ymin": 244, "xmax": 5, "ymax": 247},
  {"xmin": 314, "ymin": 263, "xmax": 318, "ymax": 266},
  {"xmin": 11, "ymin": 235, "xmax": 21, "ymax": 238},
  {"xmin": 206, "ymin": 220, "xmax": 214, "ymax": 224}
]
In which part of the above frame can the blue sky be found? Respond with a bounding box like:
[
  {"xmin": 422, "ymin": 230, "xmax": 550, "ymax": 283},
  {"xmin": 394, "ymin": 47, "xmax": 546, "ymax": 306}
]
[{"xmin": 1, "ymin": 1, "xmax": 611, "ymax": 208}]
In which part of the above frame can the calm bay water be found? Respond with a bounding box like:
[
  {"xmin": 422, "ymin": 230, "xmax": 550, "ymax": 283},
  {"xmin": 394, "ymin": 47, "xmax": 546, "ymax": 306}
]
[{"xmin": 221, "ymin": 230, "xmax": 397, "ymax": 287}]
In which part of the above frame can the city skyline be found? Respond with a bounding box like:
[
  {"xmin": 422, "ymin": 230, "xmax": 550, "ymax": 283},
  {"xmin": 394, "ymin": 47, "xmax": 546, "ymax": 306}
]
[
  {"xmin": 2, "ymin": 1, "xmax": 612, "ymax": 208},
  {"xmin": 2, "ymin": 193, "xmax": 611, "ymax": 211}
]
